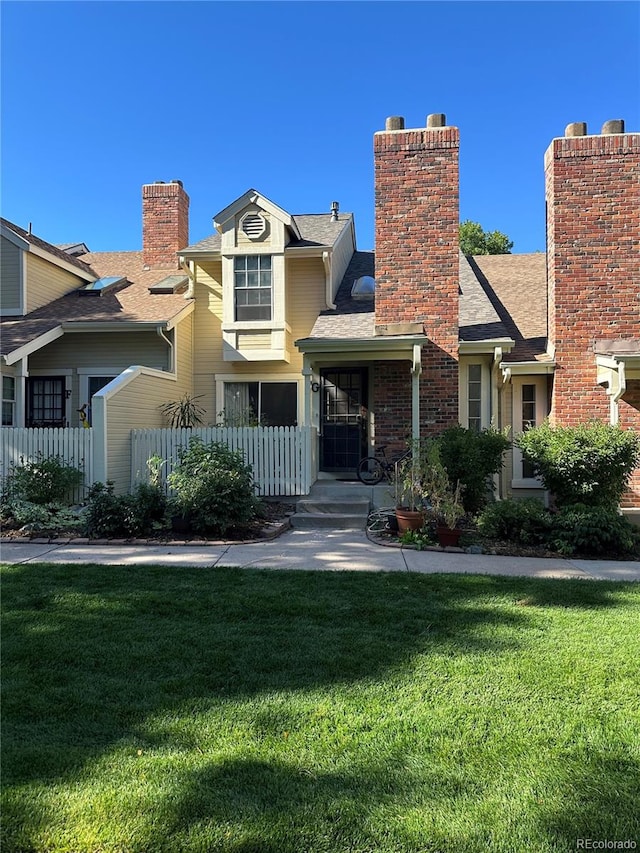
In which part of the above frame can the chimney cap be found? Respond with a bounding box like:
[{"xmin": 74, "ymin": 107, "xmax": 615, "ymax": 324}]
[
  {"xmin": 426, "ymin": 113, "xmax": 446, "ymax": 128},
  {"xmin": 385, "ymin": 116, "xmax": 405, "ymax": 131},
  {"xmin": 565, "ymin": 122, "xmax": 587, "ymax": 137},
  {"xmin": 601, "ymin": 119, "xmax": 625, "ymax": 134}
]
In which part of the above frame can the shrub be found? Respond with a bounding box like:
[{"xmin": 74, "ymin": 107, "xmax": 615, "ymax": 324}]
[
  {"xmin": 477, "ymin": 498, "xmax": 552, "ymax": 546},
  {"xmin": 83, "ymin": 482, "xmax": 142, "ymax": 538},
  {"xmin": 436, "ymin": 426, "xmax": 510, "ymax": 514},
  {"xmin": 0, "ymin": 499, "xmax": 82, "ymax": 533},
  {"xmin": 2, "ymin": 454, "xmax": 83, "ymax": 505},
  {"xmin": 84, "ymin": 481, "xmax": 167, "ymax": 538},
  {"xmin": 168, "ymin": 438, "xmax": 261, "ymax": 536},
  {"xmin": 550, "ymin": 504, "xmax": 640, "ymax": 558},
  {"xmin": 159, "ymin": 394, "xmax": 206, "ymax": 428},
  {"xmin": 517, "ymin": 422, "xmax": 640, "ymax": 509}
]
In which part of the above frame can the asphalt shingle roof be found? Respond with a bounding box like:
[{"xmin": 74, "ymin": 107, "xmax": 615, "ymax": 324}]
[
  {"xmin": 182, "ymin": 213, "xmax": 353, "ymax": 253},
  {"xmin": 1, "ymin": 218, "xmax": 95, "ymax": 276},
  {"xmin": 305, "ymin": 250, "xmax": 549, "ymax": 361},
  {"xmin": 0, "ymin": 250, "xmax": 192, "ymax": 358}
]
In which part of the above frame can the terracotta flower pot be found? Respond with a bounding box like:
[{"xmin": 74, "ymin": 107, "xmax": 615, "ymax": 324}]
[
  {"xmin": 395, "ymin": 508, "xmax": 425, "ymax": 533},
  {"xmin": 436, "ymin": 525, "xmax": 463, "ymax": 548}
]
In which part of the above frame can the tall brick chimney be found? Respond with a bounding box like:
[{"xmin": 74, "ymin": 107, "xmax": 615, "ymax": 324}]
[
  {"xmin": 545, "ymin": 120, "xmax": 640, "ymax": 427},
  {"xmin": 373, "ymin": 114, "xmax": 460, "ymax": 439},
  {"xmin": 142, "ymin": 180, "xmax": 189, "ymax": 269}
]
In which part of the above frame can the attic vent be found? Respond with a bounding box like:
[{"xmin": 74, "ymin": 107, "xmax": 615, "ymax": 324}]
[{"xmin": 241, "ymin": 212, "xmax": 266, "ymax": 239}]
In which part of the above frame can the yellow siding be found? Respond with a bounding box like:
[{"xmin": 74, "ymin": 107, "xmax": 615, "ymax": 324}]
[
  {"xmin": 235, "ymin": 207, "xmax": 272, "ymax": 248},
  {"xmin": 191, "ymin": 255, "xmax": 326, "ymax": 421},
  {"xmin": 237, "ymin": 332, "xmax": 272, "ymax": 349},
  {"xmin": 104, "ymin": 317, "xmax": 193, "ymax": 492},
  {"xmin": 26, "ymin": 253, "xmax": 85, "ymax": 313},
  {"xmin": 0, "ymin": 236, "xmax": 22, "ymax": 311}
]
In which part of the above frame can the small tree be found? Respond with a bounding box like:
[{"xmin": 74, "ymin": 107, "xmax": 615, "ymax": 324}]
[
  {"xmin": 436, "ymin": 426, "xmax": 511, "ymax": 514},
  {"xmin": 168, "ymin": 437, "xmax": 261, "ymax": 536},
  {"xmin": 459, "ymin": 220, "xmax": 513, "ymax": 256},
  {"xmin": 517, "ymin": 421, "xmax": 640, "ymax": 509}
]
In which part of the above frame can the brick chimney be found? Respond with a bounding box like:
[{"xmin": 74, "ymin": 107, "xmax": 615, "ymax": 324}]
[
  {"xmin": 142, "ymin": 180, "xmax": 189, "ymax": 269},
  {"xmin": 373, "ymin": 114, "xmax": 460, "ymax": 440},
  {"xmin": 545, "ymin": 119, "xmax": 640, "ymax": 427}
]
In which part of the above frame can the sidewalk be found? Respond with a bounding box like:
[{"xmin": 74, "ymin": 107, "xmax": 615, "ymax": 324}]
[{"xmin": 2, "ymin": 528, "xmax": 639, "ymax": 582}]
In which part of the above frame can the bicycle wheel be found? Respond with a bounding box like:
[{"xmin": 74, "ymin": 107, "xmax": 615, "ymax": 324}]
[{"xmin": 357, "ymin": 456, "xmax": 385, "ymax": 485}]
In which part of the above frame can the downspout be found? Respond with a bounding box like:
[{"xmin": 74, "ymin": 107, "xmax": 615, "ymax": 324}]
[
  {"xmin": 411, "ymin": 343, "xmax": 422, "ymax": 443},
  {"xmin": 492, "ymin": 347, "xmax": 503, "ymax": 497},
  {"xmin": 323, "ymin": 251, "xmax": 336, "ymax": 310},
  {"xmin": 611, "ymin": 359, "xmax": 626, "ymax": 425},
  {"xmin": 157, "ymin": 326, "xmax": 175, "ymax": 373},
  {"xmin": 180, "ymin": 256, "xmax": 196, "ymax": 299}
]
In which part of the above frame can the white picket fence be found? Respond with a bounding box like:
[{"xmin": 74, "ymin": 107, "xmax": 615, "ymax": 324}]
[
  {"xmin": 131, "ymin": 426, "xmax": 314, "ymax": 496},
  {"xmin": 0, "ymin": 428, "xmax": 93, "ymax": 503}
]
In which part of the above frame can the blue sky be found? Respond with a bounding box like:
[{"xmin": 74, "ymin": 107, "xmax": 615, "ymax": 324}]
[{"xmin": 1, "ymin": 1, "xmax": 638, "ymax": 254}]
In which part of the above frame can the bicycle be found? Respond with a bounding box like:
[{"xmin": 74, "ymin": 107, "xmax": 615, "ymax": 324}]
[{"xmin": 356, "ymin": 445, "xmax": 411, "ymax": 486}]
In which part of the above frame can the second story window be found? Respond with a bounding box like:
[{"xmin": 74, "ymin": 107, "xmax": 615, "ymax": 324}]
[{"xmin": 234, "ymin": 255, "xmax": 272, "ymax": 321}]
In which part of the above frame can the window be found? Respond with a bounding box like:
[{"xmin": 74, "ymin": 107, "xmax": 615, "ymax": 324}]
[
  {"xmin": 27, "ymin": 377, "xmax": 65, "ymax": 427},
  {"xmin": 223, "ymin": 381, "xmax": 297, "ymax": 426},
  {"xmin": 467, "ymin": 364, "xmax": 483, "ymax": 432},
  {"xmin": 234, "ymin": 255, "xmax": 272, "ymax": 321},
  {"xmin": 521, "ymin": 383, "xmax": 537, "ymax": 479},
  {"xmin": 512, "ymin": 376, "xmax": 547, "ymax": 487},
  {"xmin": 2, "ymin": 376, "xmax": 15, "ymax": 426}
]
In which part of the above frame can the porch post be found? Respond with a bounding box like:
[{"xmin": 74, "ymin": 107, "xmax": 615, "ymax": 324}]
[
  {"xmin": 15, "ymin": 357, "xmax": 27, "ymax": 428},
  {"xmin": 411, "ymin": 343, "xmax": 422, "ymax": 442},
  {"xmin": 301, "ymin": 355, "xmax": 313, "ymax": 427}
]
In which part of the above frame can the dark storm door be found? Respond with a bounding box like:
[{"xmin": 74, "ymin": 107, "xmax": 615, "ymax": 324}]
[
  {"xmin": 319, "ymin": 368, "xmax": 367, "ymax": 472},
  {"xmin": 26, "ymin": 377, "xmax": 66, "ymax": 427}
]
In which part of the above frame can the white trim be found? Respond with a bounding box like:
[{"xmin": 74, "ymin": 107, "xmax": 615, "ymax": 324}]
[
  {"xmin": 4, "ymin": 325, "xmax": 64, "ymax": 365},
  {"xmin": 78, "ymin": 371, "xmax": 120, "ymax": 415},
  {"xmin": 501, "ymin": 361, "xmax": 556, "ymax": 381},
  {"xmin": 511, "ymin": 376, "xmax": 548, "ymax": 489},
  {"xmin": 27, "ymin": 243, "xmax": 96, "ymax": 282},
  {"xmin": 213, "ymin": 190, "xmax": 300, "ymax": 239},
  {"xmin": 459, "ymin": 338, "xmax": 515, "ymax": 354},
  {"xmin": 459, "ymin": 357, "xmax": 491, "ymax": 430},
  {"xmin": 1, "ymin": 223, "xmax": 30, "ymax": 251}
]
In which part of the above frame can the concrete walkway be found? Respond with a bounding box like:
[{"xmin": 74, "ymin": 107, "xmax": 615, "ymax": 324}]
[{"xmin": 2, "ymin": 528, "xmax": 639, "ymax": 581}]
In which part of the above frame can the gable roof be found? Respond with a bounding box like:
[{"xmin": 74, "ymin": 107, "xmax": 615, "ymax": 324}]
[
  {"xmin": 304, "ymin": 250, "xmax": 549, "ymax": 360},
  {"xmin": 0, "ymin": 250, "xmax": 193, "ymax": 360},
  {"xmin": 181, "ymin": 212, "xmax": 353, "ymax": 254},
  {"xmin": 1, "ymin": 218, "xmax": 95, "ymax": 278}
]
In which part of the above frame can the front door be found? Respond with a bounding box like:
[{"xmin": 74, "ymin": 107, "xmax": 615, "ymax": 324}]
[{"xmin": 319, "ymin": 368, "xmax": 367, "ymax": 473}]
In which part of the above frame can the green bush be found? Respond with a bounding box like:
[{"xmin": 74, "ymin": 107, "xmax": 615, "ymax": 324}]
[
  {"xmin": 2, "ymin": 454, "xmax": 83, "ymax": 505},
  {"xmin": 83, "ymin": 482, "xmax": 142, "ymax": 538},
  {"xmin": 550, "ymin": 504, "xmax": 640, "ymax": 558},
  {"xmin": 0, "ymin": 499, "xmax": 82, "ymax": 533},
  {"xmin": 436, "ymin": 426, "xmax": 510, "ymax": 513},
  {"xmin": 168, "ymin": 438, "xmax": 261, "ymax": 536},
  {"xmin": 84, "ymin": 481, "xmax": 167, "ymax": 538},
  {"xmin": 517, "ymin": 422, "xmax": 640, "ymax": 509},
  {"xmin": 477, "ymin": 498, "xmax": 552, "ymax": 546}
]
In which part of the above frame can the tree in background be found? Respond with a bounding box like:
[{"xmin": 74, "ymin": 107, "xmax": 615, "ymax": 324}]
[{"xmin": 459, "ymin": 220, "xmax": 513, "ymax": 255}]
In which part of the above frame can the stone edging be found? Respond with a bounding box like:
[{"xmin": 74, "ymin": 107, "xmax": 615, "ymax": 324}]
[{"xmin": 0, "ymin": 519, "xmax": 290, "ymax": 547}]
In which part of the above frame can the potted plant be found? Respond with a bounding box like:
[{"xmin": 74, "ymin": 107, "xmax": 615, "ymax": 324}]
[
  {"xmin": 394, "ymin": 442, "xmax": 430, "ymax": 533},
  {"xmin": 422, "ymin": 444, "xmax": 465, "ymax": 547}
]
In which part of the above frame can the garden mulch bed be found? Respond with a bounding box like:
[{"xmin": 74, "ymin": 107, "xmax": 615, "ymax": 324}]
[{"xmin": 0, "ymin": 501, "xmax": 296, "ymax": 546}]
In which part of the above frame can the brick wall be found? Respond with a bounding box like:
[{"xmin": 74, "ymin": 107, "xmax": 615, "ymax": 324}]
[
  {"xmin": 545, "ymin": 125, "xmax": 640, "ymax": 504},
  {"xmin": 142, "ymin": 181, "xmax": 190, "ymax": 269},
  {"xmin": 373, "ymin": 117, "xmax": 460, "ymax": 445}
]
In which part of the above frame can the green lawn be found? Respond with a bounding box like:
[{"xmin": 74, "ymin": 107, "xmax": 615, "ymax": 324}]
[{"xmin": 2, "ymin": 564, "xmax": 639, "ymax": 853}]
